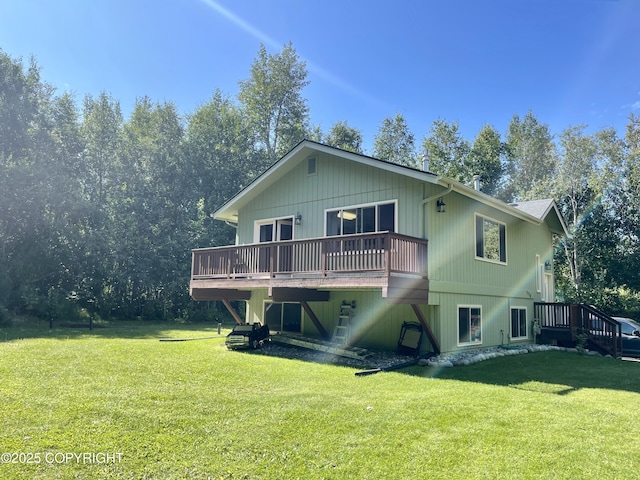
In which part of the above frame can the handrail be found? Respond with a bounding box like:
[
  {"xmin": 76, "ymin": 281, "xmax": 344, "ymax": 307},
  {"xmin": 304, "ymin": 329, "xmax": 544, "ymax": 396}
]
[
  {"xmin": 534, "ymin": 302, "xmax": 621, "ymax": 357},
  {"xmin": 191, "ymin": 232, "xmax": 428, "ymax": 280}
]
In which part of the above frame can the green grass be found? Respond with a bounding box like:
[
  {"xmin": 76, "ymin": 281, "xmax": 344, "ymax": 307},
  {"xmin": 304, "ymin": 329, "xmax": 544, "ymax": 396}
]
[{"xmin": 1, "ymin": 321, "xmax": 640, "ymax": 479}]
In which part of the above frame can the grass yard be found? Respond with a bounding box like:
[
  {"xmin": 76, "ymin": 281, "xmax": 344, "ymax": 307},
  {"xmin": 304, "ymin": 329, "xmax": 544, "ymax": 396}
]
[{"xmin": 1, "ymin": 321, "xmax": 640, "ymax": 479}]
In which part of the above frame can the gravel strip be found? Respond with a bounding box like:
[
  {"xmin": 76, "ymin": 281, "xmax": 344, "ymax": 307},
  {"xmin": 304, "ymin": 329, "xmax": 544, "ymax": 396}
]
[{"xmin": 251, "ymin": 342, "xmax": 609, "ymax": 370}]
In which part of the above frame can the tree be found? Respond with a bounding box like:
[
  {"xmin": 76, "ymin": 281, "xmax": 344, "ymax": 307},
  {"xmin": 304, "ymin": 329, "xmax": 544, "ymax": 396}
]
[
  {"xmin": 184, "ymin": 90, "xmax": 256, "ymax": 248},
  {"xmin": 107, "ymin": 97, "xmax": 187, "ymax": 319},
  {"xmin": 553, "ymin": 125, "xmax": 600, "ymax": 297},
  {"xmin": 324, "ymin": 120, "xmax": 363, "ymax": 153},
  {"xmin": 470, "ymin": 124, "xmax": 504, "ymax": 196},
  {"xmin": 421, "ymin": 119, "xmax": 471, "ymax": 181},
  {"xmin": 0, "ymin": 52, "xmax": 88, "ymax": 317},
  {"xmin": 81, "ymin": 92, "xmax": 123, "ymax": 206},
  {"xmin": 503, "ymin": 111, "xmax": 556, "ymax": 201},
  {"xmin": 372, "ymin": 113, "xmax": 416, "ymax": 166},
  {"xmin": 238, "ymin": 42, "xmax": 309, "ymax": 164},
  {"xmin": 616, "ymin": 114, "xmax": 640, "ymax": 291}
]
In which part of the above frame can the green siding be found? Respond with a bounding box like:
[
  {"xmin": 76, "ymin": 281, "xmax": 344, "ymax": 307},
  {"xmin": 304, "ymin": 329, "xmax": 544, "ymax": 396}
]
[
  {"xmin": 427, "ymin": 191, "xmax": 554, "ymax": 303},
  {"xmin": 237, "ymin": 152, "xmax": 434, "ymax": 243},
  {"xmin": 246, "ymin": 289, "xmax": 439, "ymax": 352},
  {"xmin": 230, "ymin": 147, "xmax": 556, "ymax": 354}
]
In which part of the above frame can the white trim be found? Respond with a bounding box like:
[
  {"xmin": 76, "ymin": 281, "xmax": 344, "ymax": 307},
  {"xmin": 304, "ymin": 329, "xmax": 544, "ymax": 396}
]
[
  {"xmin": 213, "ymin": 140, "xmax": 567, "ymax": 237},
  {"xmin": 324, "ymin": 199, "xmax": 398, "ymax": 237},
  {"xmin": 535, "ymin": 255, "xmax": 542, "ymax": 293},
  {"xmin": 214, "ymin": 140, "xmax": 438, "ymax": 222},
  {"xmin": 307, "ymin": 156, "xmax": 317, "ymax": 176},
  {"xmin": 457, "ymin": 304, "xmax": 483, "ymax": 346},
  {"xmin": 254, "ymin": 216, "xmax": 295, "ymax": 243},
  {"xmin": 543, "ymin": 272, "xmax": 554, "ymax": 302},
  {"xmin": 510, "ymin": 306, "xmax": 528, "ymax": 340},
  {"xmin": 474, "ymin": 213, "xmax": 507, "ymax": 265}
]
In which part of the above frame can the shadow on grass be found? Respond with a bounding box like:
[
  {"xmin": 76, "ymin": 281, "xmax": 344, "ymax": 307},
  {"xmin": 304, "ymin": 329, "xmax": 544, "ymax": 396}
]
[
  {"xmin": 405, "ymin": 351, "xmax": 640, "ymax": 395},
  {"xmin": 0, "ymin": 318, "xmax": 232, "ymax": 342}
]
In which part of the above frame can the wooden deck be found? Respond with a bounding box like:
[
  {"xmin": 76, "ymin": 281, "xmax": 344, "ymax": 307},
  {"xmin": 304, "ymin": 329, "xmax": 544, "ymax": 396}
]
[
  {"xmin": 190, "ymin": 232, "xmax": 429, "ymax": 303},
  {"xmin": 534, "ymin": 302, "xmax": 622, "ymax": 357}
]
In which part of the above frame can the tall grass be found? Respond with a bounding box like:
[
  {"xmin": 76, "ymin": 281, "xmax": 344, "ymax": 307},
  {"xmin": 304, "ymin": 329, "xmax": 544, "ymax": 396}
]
[{"xmin": 1, "ymin": 322, "xmax": 639, "ymax": 479}]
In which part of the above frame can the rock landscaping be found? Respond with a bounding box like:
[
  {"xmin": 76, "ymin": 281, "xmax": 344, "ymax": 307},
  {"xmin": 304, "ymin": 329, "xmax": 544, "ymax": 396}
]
[
  {"xmin": 420, "ymin": 344, "xmax": 607, "ymax": 368},
  {"xmin": 256, "ymin": 341, "xmax": 610, "ymax": 371}
]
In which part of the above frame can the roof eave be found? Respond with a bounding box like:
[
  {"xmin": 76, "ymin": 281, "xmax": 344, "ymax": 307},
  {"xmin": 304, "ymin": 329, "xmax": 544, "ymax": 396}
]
[{"xmin": 213, "ymin": 139, "xmax": 439, "ymax": 221}]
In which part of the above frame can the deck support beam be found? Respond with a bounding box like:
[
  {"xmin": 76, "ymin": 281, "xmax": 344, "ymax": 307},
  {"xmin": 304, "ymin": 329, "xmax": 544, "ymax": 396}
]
[
  {"xmin": 269, "ymin": 287, "xmax": 330, "ymax": 302},
  {"xmin": 300, "ymin": 300, "xmax": 331, "ymax": 341},
  {"xmin": 410, "ymin": 304, "xmax": 440, "ymax": 355},
  {"xmin": 221, "ymin": 299, "xmax": 244, "ymax": 325},
  {"xmin": 191, "ymin": 288, "xmax": 251, "ymax": 301}
]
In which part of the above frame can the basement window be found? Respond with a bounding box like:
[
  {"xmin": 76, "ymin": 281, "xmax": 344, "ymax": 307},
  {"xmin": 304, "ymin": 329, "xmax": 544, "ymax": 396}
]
[
  {"xmin": 458, "ymin": 306, "xmax": 482, "ymax": 345},
  {"xmin": 511, "ymin": 307, "xmax": 527, "ymax": 340}
]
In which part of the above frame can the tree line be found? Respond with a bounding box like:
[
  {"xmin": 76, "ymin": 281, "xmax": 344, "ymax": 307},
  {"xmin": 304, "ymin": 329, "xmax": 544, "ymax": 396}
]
[{"xmin": 1, "ymin": 43, "xmax": 638, "ymax": 325}]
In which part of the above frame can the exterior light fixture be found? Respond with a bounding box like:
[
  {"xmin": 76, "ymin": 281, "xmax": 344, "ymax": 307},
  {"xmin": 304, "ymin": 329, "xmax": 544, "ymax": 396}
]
[
  {"xmin": 436, "ymin": 198, "xmax": 446, "ymax": 213},
  {"xmin": 295, "ymin": 213, "xmax": 302, "ymax": 225}
]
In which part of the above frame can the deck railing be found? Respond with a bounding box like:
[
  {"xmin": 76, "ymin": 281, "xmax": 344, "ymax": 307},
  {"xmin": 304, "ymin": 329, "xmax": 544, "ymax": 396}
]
[
  {"xmin": 191, "ymin": 232, "xmax": 428, "ymax": 280},
  {"xmin": 534, "ymin": 302, "xmax": 621, "ymax": 357}
]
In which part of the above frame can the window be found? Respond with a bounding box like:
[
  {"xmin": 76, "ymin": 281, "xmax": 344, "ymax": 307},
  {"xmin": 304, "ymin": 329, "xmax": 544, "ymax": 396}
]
[
  {"xmin": 307, "ymin": 157, "xmax": 317, "ymax": 175},
  {"xmin": 511, "ymin": 307, "xmax": 527, "ymax": 339},
  {"xmin": 458, "ymin": 306, "xmax": 482, "ymax": 345},
  {"xmin": 326, "ymin": 201, "xmax": 396, "ymax": 236},
  {"xmin": 255, "ymin": 218, "xmax": 293, "ymax": 243},
  {"xmin": 475, "ymin": 214, "xmax": 506, "ymax": 263},
  {"xmin": 264, "ymin": 302, "xmax": 302, "ymax": 333}
]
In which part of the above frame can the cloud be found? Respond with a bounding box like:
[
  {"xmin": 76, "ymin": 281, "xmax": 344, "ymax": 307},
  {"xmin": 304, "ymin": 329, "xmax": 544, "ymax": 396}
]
[{"xmin": 632, "ymin": 100, "xmax": 640, "ymax": 110}]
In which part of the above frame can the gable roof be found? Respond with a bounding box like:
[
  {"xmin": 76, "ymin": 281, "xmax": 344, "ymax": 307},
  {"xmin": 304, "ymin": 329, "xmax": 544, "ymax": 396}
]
[
  {"xmin": 214, "ymin": 139, "xmax": 568, "ymax": 237},
  {"xmin": 510, "ymin": 199, "xmax": 568, "ymax": 236},
  {"xmin": 214, "ymin": 139, "xmax": 439, "ymax": 222}
]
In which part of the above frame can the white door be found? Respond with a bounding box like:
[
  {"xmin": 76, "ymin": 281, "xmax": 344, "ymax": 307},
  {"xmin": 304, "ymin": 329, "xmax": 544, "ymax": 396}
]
[{"xmin": 255, "ymin": 218, "xmax": 294, "ymax": 273}]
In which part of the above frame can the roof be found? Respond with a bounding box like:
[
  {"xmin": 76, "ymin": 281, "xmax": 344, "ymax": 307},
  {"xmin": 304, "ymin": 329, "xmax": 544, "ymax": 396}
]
[
  {"xmin": 214, "ymin": 139, "xmax": 569, "ymax": 237},
  {"xmin": 214, "ymin": 139, "xmax": 439, "ymax": 222},
  {"xmin": 510, "ymin": 199, "xmax": 568, "ymax": 236}
]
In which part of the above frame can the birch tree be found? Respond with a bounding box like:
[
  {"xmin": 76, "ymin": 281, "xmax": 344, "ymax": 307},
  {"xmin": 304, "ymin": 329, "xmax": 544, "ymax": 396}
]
[{"xmin": 238, "ymin": 43, "xmax": 309, "ymax": 164}]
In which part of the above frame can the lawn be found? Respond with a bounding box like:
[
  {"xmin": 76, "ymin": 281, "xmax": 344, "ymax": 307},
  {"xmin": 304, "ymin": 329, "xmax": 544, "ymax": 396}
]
[{"xmin": 1, "ymin": 321, "xmax": 640, "ymax": 479}]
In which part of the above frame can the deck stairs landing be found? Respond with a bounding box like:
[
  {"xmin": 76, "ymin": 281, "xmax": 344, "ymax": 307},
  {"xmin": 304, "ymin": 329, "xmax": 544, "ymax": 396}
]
[{"xmin": 535, "ymin": 302, "xmax": 622, "ymax": 357}]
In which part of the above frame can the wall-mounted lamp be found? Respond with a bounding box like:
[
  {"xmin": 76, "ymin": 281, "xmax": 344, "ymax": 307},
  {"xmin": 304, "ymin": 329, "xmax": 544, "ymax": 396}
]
[
  {"xmin": 436, "ymin": 198, "xmax": 446, "ymax": 213},
  {"xmin": 295, "ymin": 212, "xmax": 302, "ymax": 225},
  {"xmin": 544, "ymin": 260, "xmax": 552, "ymax": 271}
]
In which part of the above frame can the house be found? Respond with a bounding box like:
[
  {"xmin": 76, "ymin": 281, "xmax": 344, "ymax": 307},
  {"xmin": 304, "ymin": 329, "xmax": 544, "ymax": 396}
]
[{"xmin": 190, "ymin": 140, "xmax": 568, "ymax": 355}]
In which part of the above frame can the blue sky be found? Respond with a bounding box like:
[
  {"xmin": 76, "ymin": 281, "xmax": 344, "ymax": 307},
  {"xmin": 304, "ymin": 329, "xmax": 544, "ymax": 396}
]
[{"xmin": 1, "ymin": 0, "xmax": 639, "ymax": 152}]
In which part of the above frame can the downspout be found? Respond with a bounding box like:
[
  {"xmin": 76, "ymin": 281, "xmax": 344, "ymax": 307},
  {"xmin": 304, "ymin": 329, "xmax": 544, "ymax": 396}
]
[{"xmin": 419, "ymin": 183, "xmax": 453, "ymax": 238}]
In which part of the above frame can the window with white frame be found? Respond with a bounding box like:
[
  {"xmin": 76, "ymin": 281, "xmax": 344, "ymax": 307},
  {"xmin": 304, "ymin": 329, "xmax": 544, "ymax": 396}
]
[
  {"xmin": 325, "ymin": 201, "xmax": 396, "ymax": 236},
  {"xmin": 511, "ymin": 307, "xmax": 527, "ymax": 339},
  {"xmin": 475, "ymin": 214, "xmax": 506, "ymax": 263},
  {"xmin": 458, "ymin": 306, "xmax": 482, "ymax": 345}
]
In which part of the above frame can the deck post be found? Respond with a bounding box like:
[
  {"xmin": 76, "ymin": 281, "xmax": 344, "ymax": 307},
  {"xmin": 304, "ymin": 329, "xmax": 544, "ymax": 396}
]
[
  {"xmin": 300, "ymin": 300, "xmax": 330, "ymax": 341},
  {"xmin": 221, "ymin": 298, "xmax": 244, "ymax": 325},
  {"xmin": 410, "ymin": 304, "xmax": 440, "ymax": 355},
  {"xmin": 569, "ymin": 303, "xmax": 581, "ymax": 340}
]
